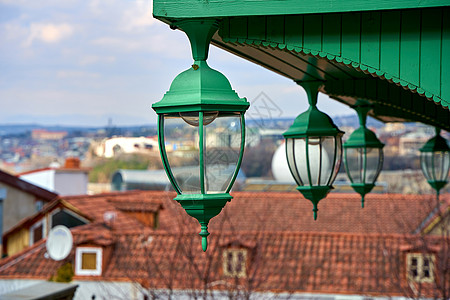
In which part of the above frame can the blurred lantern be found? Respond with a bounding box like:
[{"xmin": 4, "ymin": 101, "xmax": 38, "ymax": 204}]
[
  {"xmin": 283, "ymin": 82, "xmax": 344, "ymax": 220},
  {"xmin": 419, "ymin": 127, "xmax": 450, "ymax": 201},
  {"xmin": 152, "ymin": 19, "xmax": 249, "ymax": 251},
  {"xmin": 343, "ymin": 100, "xmax": 384, "ymax": 208}
]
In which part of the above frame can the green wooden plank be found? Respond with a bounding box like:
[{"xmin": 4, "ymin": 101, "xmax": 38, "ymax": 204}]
[
  {"xmin": 365, "ymin": 78, "xmax": 377, "ymax": 99},
  {"xmin": 399, "ymin": 10, "xmax": 421, "ymax": 86},
  {"xmin": 420, "ymin": 8, "xmax": 442, "ymax": 97},
  {"xmin": 266, "ymin": 16, "xmax": 285, "ymax": 44},
  {"xmin": 285, "ymin": 15, "xmax": 304, "ymax": 48},
  {"xmin": 322, "ymin": 14, "xmax": 342, "ymax": 56},
  {"xmin": 229, "ymin": 17, "xmax": 248, "ymax": 39},
  {"xmin": 441, "ymin": 8, "xmax": 450, "ymax": 102},
  {"xmin": 380, "ymin": 11, "xmax": 401, "ymax": 78},
  {"xmin": 153, "ymin": 0, "xmax": 450, "ymax": 19},
  {"xmin": 219, "ymin": 18, "xmax": 230, "ymax": 39},
  {"xmin": 247, "ymin": 16, "xmax": 266, "ymax": 41},
  {"xmin": 361, "ymin": 11, "xmax": 381, "ymax": 69},
  {"xmin": 303, "ymin": 14, "xmax": 322, "ymax": 51},
  {"xmin": 342, "ymin": 13, "xmax": 361, "ymax": 63},
  {"xmin": 377, "ymin": 79, "xmax": 389, "ymax": 101}
]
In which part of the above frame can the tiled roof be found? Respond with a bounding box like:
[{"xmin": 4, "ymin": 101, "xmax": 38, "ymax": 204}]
[
  {"xmin": 0, "ymin": 169, "xmax": 58, "ymax": 201},
  {"xmin": 158, "ymin": 191, "xmax": 447, "ymax": 235},
  {"xmin": 0, "ymin": 190, "xmax": 447, "ymax": 298},
  {"xmin": 0, "ymin": 227, "xmax": 446, "ymax": 298}
]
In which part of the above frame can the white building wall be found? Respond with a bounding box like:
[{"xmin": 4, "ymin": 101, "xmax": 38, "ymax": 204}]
[
  {"xmin": 20, "ymin": 170, "xmax": 55, "ymax": 192},
  {"xmin": 102, "ymin": 137, "xmax": 158, "ymax": 158},
  {"xmin": 54, "ymin": 171, "xmax": 88, "ymax": 196}
]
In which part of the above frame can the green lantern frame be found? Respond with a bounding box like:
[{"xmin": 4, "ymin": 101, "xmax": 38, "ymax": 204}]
[
  {"xmin": 283, "ymin": 82, "xmax": 344, "ymax": 220},
  {"xmin": 343, "ymin": 100, "xmax": 384, "ymax": 208},
  {"xmin": 419, "ymin": 127, "xmax": 450, "ymax": 201},
  {"xmin": 152, "ymin": 19, "xmax": 249, "ymax": 251}
]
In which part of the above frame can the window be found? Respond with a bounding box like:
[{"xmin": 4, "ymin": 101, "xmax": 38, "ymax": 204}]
[
  {"xmin": 29, "ymin": 219, "xmax": 46, "ymax": 245},
  {"xmin": 35, "ymin": 200, "xmax": 44, "ymax": 211},
  {"xmin": 223, "ymin": 249, "xmax": 247, "ymax": 278},
  {"xmin": 407, "ymin": 253, "xmax": 435, "ymax": 283},
  {"xmin": 75, "ymin": 247, "xmax": 102, "ymax": 276},
  {"xmin": 50, "ymin": 208, "xmax": 88, "ymax": 229}
]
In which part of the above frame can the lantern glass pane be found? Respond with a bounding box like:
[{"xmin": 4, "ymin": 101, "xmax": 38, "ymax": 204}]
[
  {"xmin": 164, "ymin": 114, "xmax": 200, "ymax": 194},
  {"xmin": 204, "ymin": 113, "xmax": 242, "ymax": 193},
  {"xmin": 286, "ymin": 138, "xmax": 302, "ymax": 185},
  {"xmin": 287, "ymin": 136, "xmax": 337, "ymax": 187},
  {"xmin": 365, "ymin": 148, "xmax": 383, "ymax": 183},
  {"xmin": 322, "ymin": 137, "xmax": 339, "ymax": 186},
  {"xmin": 345, "ymin": 147, "xmax": 383, "ymax": 184},
  {"xmin": 345, "ymin": 147, "xmax": 362, "ymax": 184}
]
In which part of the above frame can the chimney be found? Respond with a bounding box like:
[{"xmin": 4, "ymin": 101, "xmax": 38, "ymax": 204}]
[{"xmin": 64, "ymin": 157, "xmax": 81, "ymax": 169}]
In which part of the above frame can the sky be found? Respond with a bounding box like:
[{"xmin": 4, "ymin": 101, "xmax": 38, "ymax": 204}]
[{"xmin": 0, "ymin": 0, "xmax": 354, "ymax": 127}]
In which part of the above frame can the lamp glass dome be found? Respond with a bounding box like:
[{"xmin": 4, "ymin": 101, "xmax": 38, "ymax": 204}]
[
  {"xmin": 163, "ymin": 111, "xmax": 242, "ymax": 194},
  {"xmin": 420, "ymin": 151, "xmax": 449, "ymax": 183},
  {"xmin": 345, "ymin": 147, "xmax": 383, "ymax": 184},
  {"xmin": 286, "ymin": 136, "xmax": 342, "ymax": 187}
]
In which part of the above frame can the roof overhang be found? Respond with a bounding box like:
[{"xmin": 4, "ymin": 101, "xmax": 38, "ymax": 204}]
[{"xmin": 153, "ymin": 2, "xmax": 450, "ymax": 131}]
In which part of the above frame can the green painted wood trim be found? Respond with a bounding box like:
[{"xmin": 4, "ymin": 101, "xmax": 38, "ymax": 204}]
[
  {"xmin": 324, "ymin": 79, "xmax": 450, "ymax": 130},
  {"xmin": 216, "ymin": 9, "xmax": 450, "ymax": 110},
  {"xmin": 153, "ymin": 0, "xmax": 450, "ymax": 19}
]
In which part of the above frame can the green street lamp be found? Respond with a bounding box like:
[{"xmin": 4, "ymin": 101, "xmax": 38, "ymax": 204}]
[
  {"xmin": 283, "ymin": 82, "xmax": 344, "ymax": 220},
  {"xmin": 343, "ymin": 101, "xmax": 384, "ymax": 208},
  {"xmin": 419, "ymin": 128, "xmax": 450, "ymax": 201},
  {"xmin": 152, "ymin": 19, "xmax": 249, "ymax": 251}
]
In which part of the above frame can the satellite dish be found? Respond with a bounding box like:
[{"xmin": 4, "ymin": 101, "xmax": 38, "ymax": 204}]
[{"xmin": 46, "ymin": 225, "xmax": 73, "ymax": 261}]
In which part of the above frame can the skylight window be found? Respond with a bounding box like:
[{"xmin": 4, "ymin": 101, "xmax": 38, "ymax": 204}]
[
  {"xmin": 223, "ymin": 249, "xmax": 247, "ymax": 278},
  {"xmin": 407, "ymin": 253, "xmax": 435, "ymax": 283},
  {"xmin": 75, "ymin": 247, "xmax": 102, "ymax": 276}
]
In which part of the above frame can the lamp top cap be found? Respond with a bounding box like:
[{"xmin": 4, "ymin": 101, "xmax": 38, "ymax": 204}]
[
  {"xmin": 344, "ymin": 127, "xmax": 384, "ymax": 148},
  {"xmin": 283, "ymin": 106, "xmax": 344, "ymax": 138},
  {"xmin": 152, "ymin": 61, "xmax": 248, "ymax": 114},
  {"xmin": 420, "ymin": 128, "xmax": 450, "ymax": 153}
]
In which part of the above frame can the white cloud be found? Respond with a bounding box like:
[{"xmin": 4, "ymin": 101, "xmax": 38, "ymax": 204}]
[
  {"xmin": 79, "ymin": 55, "xmax": 116, "ymax": 65},
  {"xmin": 120, "ymin": 1, "xmax": 156, "ymax": 32},
  {"xmin": 24, "ymin": 23, "xmax": 74, "ymax": 46},
  {"xmin": 56, "ymin": 70, "xmax": 100, "ymax": 79}
]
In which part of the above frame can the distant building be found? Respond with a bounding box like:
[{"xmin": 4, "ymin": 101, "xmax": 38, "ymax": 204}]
[
  {"xmin": 18, "ymin": 158, "xmax": 89, "ymax": 196},
  {"xmin": 399, "ymin": 131, "xmax": 431, "ymax": 155},
  {"xmin": 31, "ymin": 129, "xmax": 68, "ymax": 141},
  {"xmin": 93, "ymin": 136, "xmax": 158, "ymax": 158}
]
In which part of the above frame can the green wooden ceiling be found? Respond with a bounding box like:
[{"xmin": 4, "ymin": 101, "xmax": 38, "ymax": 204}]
[{"xmin": 153, "ymin": 1, "xmax": 450, "ymax": 130}]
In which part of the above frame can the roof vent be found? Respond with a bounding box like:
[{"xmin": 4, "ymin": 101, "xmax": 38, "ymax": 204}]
[{"xmin": 103, "ymin": 211, "xmax": 117, "ymax": 227}]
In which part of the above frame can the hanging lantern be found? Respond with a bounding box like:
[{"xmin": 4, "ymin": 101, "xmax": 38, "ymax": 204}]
[
  {"xmin": 419, "ymin": 127, "xmax": 450, "ymax": 200},
  {"xmin": 152, "ymin": 19, "xmax": 249, "ymax": 251},
  {"xmin": 343, "ymin": 101, "xmax": 384, "ymax": 208},
  {"xmin": 283, "ymin": 82, "xmax": 344, "ymax": 220}
]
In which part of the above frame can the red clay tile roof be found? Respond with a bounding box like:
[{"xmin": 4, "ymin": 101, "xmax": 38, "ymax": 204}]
[
  {"xmin": 1, "ymin": 190, "xmax": 448, "ymax": 298},
  {"xmin": 0, "ymin": 227, "xmax": 447, "ymax": 298},
  {"xmin": 157, "ymin": 191, "xmax": 448, "ymax": 235},
  {"xmin": 0, "ymin": 169, "xmax": 58, "ymax": 201}
]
